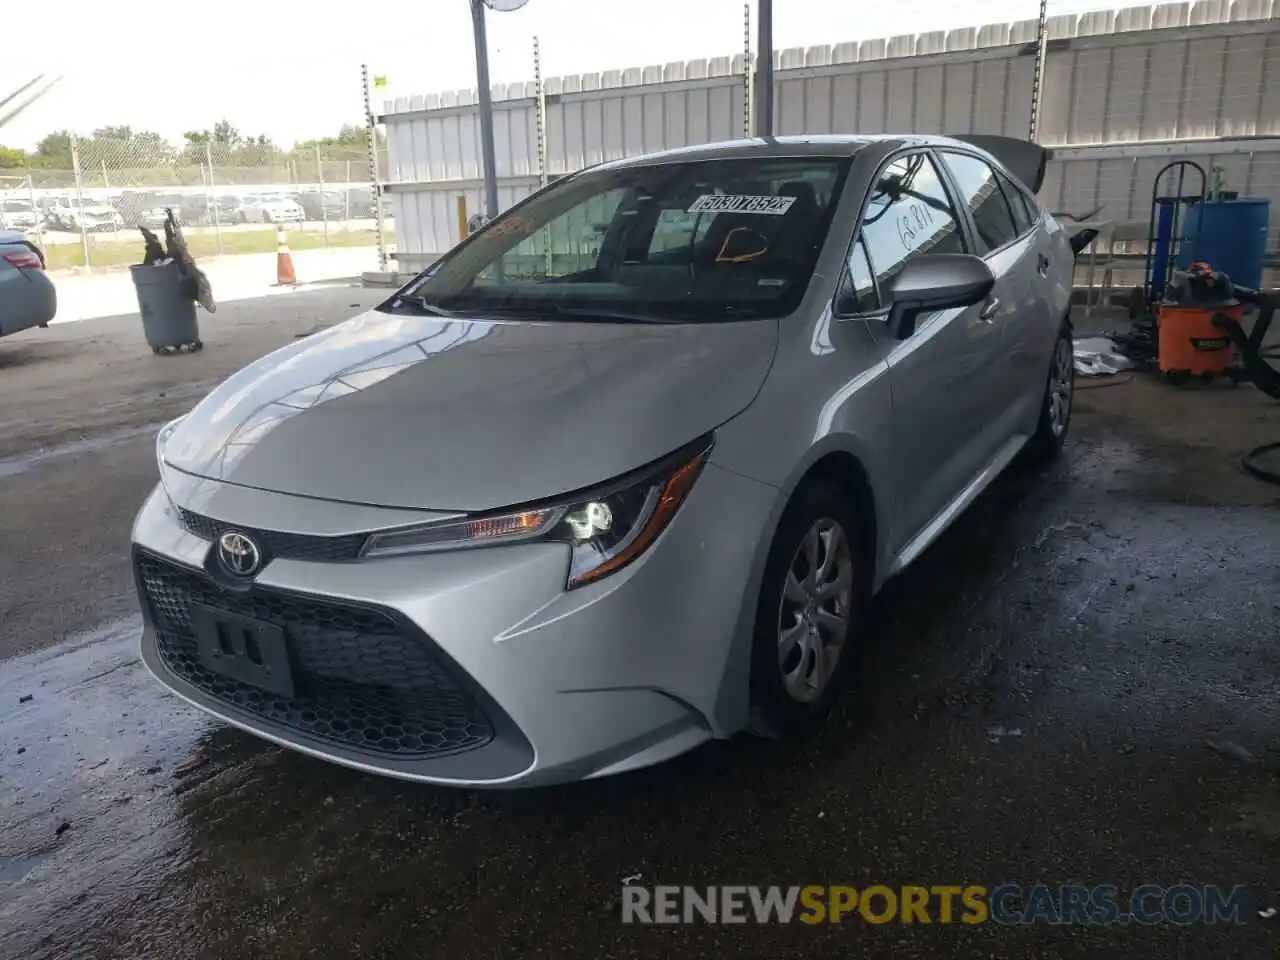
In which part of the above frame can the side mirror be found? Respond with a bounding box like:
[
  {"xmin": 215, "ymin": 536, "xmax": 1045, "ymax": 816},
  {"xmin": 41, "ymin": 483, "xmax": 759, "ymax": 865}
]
[{"xmin": 883, "ymin": 253, "xmax": 995, "ymax": 340}]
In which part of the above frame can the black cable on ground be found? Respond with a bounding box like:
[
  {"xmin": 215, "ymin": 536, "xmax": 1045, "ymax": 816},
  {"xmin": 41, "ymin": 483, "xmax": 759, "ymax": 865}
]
[
  {"xmin": 1076, "ymin": 374, "xmax": 1137, "ymax": 390},
  {"xmin": 1242, "ymin": 442, "xmax": 1280, "ymax": 486}
]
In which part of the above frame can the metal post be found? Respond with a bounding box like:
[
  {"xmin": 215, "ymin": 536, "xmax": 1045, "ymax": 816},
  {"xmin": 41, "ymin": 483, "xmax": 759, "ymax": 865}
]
[
  {"xmin": 1028, "ymin": 0, "xmax": 1049, "ymax": 141},
  {"xmin": 534, "ymin": 35, "xmax": 553, "ymax": 278},
  {"xmin": 471, "ymin": 0, "xmax": 500, "ymax": 220},
  {"xmin": 101, "ymin": 159, "xmax": 120, "ymax": 237},
  {"xmin": 316, "ymin": 145, "xmax": 330, "ymax": 247},
  {"xmin": 743, "ymin": 2, "xmax": 753, "ymax": 137},
  {"xmin": 25, "ymin": 174, "xmax": 43, "ymax": 251},
  {"xmin": 69, "ymin": 132, "xmax": 90, "ymax": 270},
  {"xmin": 206, "ymin": 141, "xmax": 223, "ymax": 255},
  {"xmin": 753, "ymin": 0, "xmax": 773, "ymax": 137},
  {"xmin": 362, "ymin": 63, "xmax": 389, "ymax": 270},
  {"xmin": 534, "ymin": 36, "xmax": 547, "ymax": 189}
]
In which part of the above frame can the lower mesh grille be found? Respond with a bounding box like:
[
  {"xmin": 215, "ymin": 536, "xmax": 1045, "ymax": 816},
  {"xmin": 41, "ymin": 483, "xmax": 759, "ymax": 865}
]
[{"xmin": 137, "ymin": 554, "xmax": 495, "ymax": 758}]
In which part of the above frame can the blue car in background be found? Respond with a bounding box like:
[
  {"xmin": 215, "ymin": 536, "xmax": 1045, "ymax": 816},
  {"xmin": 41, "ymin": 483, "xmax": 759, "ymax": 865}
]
[{"xmin": 0, "ymin": 231, "xmax": 56, "ymax": 339}]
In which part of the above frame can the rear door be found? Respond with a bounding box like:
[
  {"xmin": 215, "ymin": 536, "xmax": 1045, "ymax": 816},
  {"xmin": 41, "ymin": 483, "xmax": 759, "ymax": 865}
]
[{"xmin": 935, "ymin": 149, "xmax": 1042, "ymax": 442}]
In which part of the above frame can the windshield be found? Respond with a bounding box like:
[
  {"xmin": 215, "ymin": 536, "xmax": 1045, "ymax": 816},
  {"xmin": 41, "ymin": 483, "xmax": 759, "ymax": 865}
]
[
  {"xmin": 396, "ymin": 155, "xmax": 851, "ymax": 322},
  {"xmin": 2, "ymin": 201, "xmax": 33, "ymax": 212}
]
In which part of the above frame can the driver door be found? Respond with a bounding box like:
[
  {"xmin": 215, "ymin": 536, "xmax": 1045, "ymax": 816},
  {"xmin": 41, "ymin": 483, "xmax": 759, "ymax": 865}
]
[{"xmin": 854, "ymin": 150, "xmax": 1006, "ymax": 556}]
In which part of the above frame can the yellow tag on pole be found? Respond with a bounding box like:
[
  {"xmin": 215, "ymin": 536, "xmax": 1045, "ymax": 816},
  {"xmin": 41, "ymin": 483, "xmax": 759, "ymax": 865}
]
[{"xmin": 372, "ymin": 74, "xmax": 388, "ymax": 89}]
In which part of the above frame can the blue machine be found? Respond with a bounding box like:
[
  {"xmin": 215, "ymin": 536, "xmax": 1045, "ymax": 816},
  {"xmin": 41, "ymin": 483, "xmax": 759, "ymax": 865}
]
[{"xmin": 1178, "ymin": 198, "xmax": 1272, "ymax": 291}]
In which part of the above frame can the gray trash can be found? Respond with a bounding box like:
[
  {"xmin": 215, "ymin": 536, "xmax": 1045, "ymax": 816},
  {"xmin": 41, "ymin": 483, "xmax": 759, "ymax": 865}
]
[{"xmin": 129, "ymin": 262, "xmax": 202, "ymax": 354}]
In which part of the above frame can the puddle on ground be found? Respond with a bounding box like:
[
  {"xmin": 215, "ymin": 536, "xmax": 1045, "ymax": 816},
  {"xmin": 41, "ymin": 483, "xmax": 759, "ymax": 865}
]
[{"xmin": 0, "ymin": 616, "xmax": 215, "ymax": 954}]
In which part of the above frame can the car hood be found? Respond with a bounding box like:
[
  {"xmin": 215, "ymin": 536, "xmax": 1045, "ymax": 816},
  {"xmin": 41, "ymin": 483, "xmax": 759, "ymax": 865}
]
[{"xmin": 162, "ymin": 309, "xmax": 778, "ymax": 511}]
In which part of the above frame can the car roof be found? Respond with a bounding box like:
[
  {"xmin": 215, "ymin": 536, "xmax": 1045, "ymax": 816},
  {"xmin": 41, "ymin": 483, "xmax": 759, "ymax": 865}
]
[{"xmin": 584, "ymin": 133, "xmax": 1009, "ymax": 171}]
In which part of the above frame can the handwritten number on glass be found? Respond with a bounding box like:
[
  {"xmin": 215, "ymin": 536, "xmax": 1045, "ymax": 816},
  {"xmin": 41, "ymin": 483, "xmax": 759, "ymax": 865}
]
[{"xmin": 896, "ymin": 202, "xmax": 935, "ymax": 253}]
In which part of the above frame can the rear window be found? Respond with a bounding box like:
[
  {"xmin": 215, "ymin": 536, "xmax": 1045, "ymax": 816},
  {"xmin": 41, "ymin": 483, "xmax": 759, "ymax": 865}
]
[{"xmin": 400, "ymin": 155, "xmax": 852, "ymax": 322}]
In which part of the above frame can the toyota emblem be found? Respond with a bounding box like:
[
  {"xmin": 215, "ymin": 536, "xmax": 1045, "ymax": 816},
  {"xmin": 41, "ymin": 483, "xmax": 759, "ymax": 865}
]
[{"xmin": 217, "ymin": 531, "xmax": 262, "ymax": 577}]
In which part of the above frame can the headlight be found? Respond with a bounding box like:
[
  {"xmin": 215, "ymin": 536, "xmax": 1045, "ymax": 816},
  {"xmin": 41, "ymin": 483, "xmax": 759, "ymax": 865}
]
[
  {"xmin": 361, "ymin": 435, "xmax": 713, "ymax": 589},
  {"xmin": 155, "ymin": 416, "xmax": 185, "ymax": 470},
  {"xmin": 155, "ymin": 416, "xmax": 187, "ymax": 511}
]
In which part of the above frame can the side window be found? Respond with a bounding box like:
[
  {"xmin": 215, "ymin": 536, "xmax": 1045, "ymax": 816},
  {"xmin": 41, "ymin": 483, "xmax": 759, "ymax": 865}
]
[
  {"xmin": 844, "ymin": 235, "xmax": 879, "ymax": 313},
  {"xmin": 859, "ymin": 153, "xmax": 966, "ymax": 290},
  {"xmin": 996, "ymin": 170, "xmax": 1036, "ymax": 234},
  {"xmin": 941, "ymin": 152, "xmax": 1020, "ymax": 254}
]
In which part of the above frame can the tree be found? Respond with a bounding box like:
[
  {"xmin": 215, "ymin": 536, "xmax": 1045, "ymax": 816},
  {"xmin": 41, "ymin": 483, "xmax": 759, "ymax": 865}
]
[
  {"xmin": 0, "ymin": 145, "xmax": 27, "ymax": 169},
  {"xmin": 92, "ymin": 125, "xmax": 133, "ymax": 141},
  {"xmin": 35, "ymin": 130, "xmax": 72, "ymax": 167},
  {"xmin": 212, "ymin": 120, "xmax": 241, "ymax": 147}
]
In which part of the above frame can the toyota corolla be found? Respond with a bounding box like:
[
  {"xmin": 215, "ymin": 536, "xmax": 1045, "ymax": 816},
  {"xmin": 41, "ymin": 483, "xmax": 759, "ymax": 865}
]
[{"xmin": 132, "ymin": 134, "xmax": 1075, "ymax": 787}]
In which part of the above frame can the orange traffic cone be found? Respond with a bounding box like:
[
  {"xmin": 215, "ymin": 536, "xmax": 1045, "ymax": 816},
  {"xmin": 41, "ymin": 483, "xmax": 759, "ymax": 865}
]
[{"xmin": 275, "ymin": 225, "xmax": 297, "ymax": 286}]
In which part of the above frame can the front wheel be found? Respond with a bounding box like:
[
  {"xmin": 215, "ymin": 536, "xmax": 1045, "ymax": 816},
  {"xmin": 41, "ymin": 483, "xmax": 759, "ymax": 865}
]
[
  {"xmin": 1026, "ymin": 320, "xmax": 1075, "ymax": 460},
  {"xmin": 749, "ymin": 479, "xmax": 865, "ymax": 740}
]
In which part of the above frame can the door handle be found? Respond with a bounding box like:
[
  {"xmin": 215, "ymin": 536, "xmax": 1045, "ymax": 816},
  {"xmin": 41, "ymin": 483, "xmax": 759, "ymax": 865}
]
[
  {"xmin": 979, "ymin": 297, "xmax": 1001, "ymax": 322},
  {"xmin": 1037, "ymin": 253, "xmax": 1051, "ymax": 277}
]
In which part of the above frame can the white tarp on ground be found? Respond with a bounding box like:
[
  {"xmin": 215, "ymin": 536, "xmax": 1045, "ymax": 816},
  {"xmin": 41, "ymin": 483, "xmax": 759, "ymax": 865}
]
[{"xmin": 1074, "ymin": 336, "xmax": 1135, "ymax": 377}]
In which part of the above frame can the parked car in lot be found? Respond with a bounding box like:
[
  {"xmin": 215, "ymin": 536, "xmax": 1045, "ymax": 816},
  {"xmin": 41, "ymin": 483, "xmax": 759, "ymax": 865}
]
[
  {"xmin": 45, "ymin": 197, "xmax": 125, "ymax": 232},
  {"xmin": 235, "ymin": 194, "xmax": 305, "ymax": 224},
  {"xmin": 129, "ymin": 193, "xmax": 190, "ymax": 229},
  {"xmin": 133, "ymin": 134, "xmax": 1073, "ymax": 788},
  {"xmin": 296, "ymin": 188, "xmax": 350, "ymax": 221},
  {"xmin": 1, "ymin": 231, "xmax": 56, "ymax": 338},
  {"xmin": 1, "ymin": 199, "xmax": 40, "ymax": 232}
]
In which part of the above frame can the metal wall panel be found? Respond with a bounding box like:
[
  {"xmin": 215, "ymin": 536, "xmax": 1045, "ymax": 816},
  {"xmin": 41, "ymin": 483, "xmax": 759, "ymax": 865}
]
[{"xmin": 381, "ymin": 5, "xmax": 1280, "ymax": 261}]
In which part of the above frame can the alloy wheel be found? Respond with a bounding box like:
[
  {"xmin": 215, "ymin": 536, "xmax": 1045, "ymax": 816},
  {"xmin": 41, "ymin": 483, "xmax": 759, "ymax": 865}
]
[
  {"xmin": 777, "ymin": 518, "xmax": 854, "ymax": 704},
  {"xmin": 1049, "ymin": 336, "xmax": 1074, "ymax": 437}
]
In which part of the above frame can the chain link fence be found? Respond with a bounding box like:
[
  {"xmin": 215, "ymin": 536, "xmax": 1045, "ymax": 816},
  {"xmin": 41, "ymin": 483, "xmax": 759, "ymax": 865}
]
[{"xmin": 0, "ymin": 120, "xmax": 393, "ymax": 271}]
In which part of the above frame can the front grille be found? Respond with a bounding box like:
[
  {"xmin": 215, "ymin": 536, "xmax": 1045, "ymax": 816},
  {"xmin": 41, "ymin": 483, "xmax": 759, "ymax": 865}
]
[
  {"xmin": 138, "ymin": 554, "xmax": 495, "ymax": 758},
  {"xmin": 178, "ymin": 508, "xmax": 367, "ymax": 562}
]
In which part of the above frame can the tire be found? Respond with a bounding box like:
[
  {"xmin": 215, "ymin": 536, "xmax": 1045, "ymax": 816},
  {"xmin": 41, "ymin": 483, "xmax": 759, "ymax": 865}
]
[
  {"xmin": 748, "ymin": 478, "xmax": 867, "ymax": 740},
  {"xmin": 1026, "ymin": 318, "xmax": 1074, "ymax": 460}
]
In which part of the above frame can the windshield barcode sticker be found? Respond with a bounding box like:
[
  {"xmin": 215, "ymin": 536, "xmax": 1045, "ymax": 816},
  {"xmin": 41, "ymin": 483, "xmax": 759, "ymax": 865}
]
[{"xmin": 688, "ymin": 194, "xmax": 796, "ymax": 216}]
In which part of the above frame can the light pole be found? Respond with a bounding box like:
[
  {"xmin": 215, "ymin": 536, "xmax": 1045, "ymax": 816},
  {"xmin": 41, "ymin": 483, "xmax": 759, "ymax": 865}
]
[
  {"xmin": 753, "ymin": 0, "xmax": 773, "ymax": 138},
  {"xmin": 471, "ymin": 0, "xmax": 529, "ymax": 222}
]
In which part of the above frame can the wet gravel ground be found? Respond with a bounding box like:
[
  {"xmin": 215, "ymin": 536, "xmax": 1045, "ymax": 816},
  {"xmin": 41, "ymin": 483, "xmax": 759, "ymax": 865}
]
[{"xmin": 2, "ymin": 297, "xmax": 1280, "ymax": 958}]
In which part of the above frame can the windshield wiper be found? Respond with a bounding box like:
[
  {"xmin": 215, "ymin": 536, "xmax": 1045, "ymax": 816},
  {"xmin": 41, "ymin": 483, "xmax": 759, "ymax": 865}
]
[
  {"xmin": 432, "ymin": 299, "xmax": 672, "ymax": 324},
  {"xmin": 538, "ymin": 305, "xmax": 674, "ymax": 324},
  {"xmin": 392, "ymin": 294, "xmax": 456, "ymax": 317}
]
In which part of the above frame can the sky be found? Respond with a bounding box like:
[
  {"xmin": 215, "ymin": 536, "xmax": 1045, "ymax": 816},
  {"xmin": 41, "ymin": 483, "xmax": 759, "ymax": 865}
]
[{"xmin": 1, "ymin": 0, "xmax": 1117, "ymax": 150}]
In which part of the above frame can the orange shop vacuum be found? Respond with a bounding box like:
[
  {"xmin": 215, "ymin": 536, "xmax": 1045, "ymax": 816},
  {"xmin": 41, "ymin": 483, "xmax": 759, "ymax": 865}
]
[{"xmin": 1156, "ymin": 261, "xmax": 1245, "ymax": 384}]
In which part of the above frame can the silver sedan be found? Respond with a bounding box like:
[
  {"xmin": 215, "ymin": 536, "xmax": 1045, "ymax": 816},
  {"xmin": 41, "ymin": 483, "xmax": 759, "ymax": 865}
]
[{"xmin": 132, "ymin": 134, "xmax": 1075, "ymax": 787}]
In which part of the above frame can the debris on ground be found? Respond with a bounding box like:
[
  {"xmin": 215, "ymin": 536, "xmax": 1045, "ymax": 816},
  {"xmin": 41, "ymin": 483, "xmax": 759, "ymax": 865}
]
[
  {"xmin": 1074, "ymin": 336, "xmax": 1136, "ymax": 377},
  {"xmin": 1206, "ymin": 739, "xmax": 1257, "ymax": 765},
  {"xmin": 55, "ymin": 821, "xmax": 71, "ymax": 836},
  {"xmin": 987, "ymin": 725, "xmax": 1024, "ymax": 742}
]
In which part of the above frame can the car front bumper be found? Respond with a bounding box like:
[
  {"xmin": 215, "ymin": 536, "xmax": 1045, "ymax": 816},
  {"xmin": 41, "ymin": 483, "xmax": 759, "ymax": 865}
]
[{"xmin": 131, "ymin": 461, "xmax": 777, "ymax": 787}]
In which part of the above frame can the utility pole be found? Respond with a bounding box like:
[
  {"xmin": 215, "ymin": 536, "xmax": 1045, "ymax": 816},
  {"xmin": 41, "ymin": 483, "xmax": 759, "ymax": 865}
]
[
  {"xmin": 753, "ymin": 0, "xmax": 774, "ymax": 137},
  {"xmin": 472, "ymin": 0, "xmax": 501, "ymax": 220}
]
